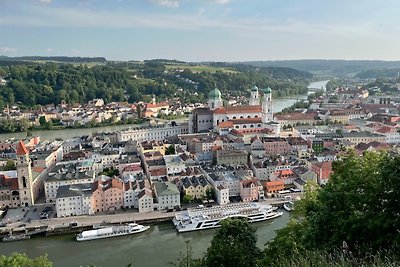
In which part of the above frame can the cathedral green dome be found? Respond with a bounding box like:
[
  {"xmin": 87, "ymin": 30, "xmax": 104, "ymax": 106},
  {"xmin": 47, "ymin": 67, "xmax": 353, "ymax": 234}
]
[
  {"xmin": 208, "ymin": 88, "xmax": 222, "ymax": 100},
  {"xmin": 262, "ymin": 87, "xmax": 272, "ymax": 94},
  {"xmin": 251, "ymin": 85, "xmax": 259, "ymax": 92}
]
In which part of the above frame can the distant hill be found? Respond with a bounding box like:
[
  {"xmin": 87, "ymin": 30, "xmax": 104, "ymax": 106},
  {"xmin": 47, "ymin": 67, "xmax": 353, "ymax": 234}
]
[
  {"xmin": 356, "ymin": 68, "xmax": 400, "ymax": 79},
  {"xmin": 0, "ymin": 56, "xmax": 107, "ymax": 64},
  {"xmin": 240, "ymin": 59, "xmax": 400, "ymax": 77}
]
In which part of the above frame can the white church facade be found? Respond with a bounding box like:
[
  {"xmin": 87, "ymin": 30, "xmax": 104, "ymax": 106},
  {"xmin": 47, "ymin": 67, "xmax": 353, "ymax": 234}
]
[{"xmin": 189, "ymin": 86, "xmax": 280, "ymax": 136}]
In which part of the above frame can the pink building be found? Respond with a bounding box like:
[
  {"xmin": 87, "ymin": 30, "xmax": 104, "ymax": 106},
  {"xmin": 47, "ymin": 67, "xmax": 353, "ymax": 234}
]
[
  {"xmin": 311, "ymin": 161, "xmax": 333, "ymax": 185},
  {"xmin": 92, "ymin": 177, "xmax": 124, "ymax": 213},
  {"xmin": 251, "ymin": 137, "xmax": 291, "ymax": 156},
  {"xmin": 239, "ymin": 179, "xmax": 259, "ymax": 202}
]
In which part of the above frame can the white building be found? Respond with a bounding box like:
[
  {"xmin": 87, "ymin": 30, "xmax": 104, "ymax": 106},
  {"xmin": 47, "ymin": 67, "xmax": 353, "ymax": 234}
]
[
  {"xmin": 164, "ymin": 155, "xmax": 186, "ymax": 175},
  {"xmin": 55, "ymin": 183, "xmax": 94, "ymax": 218},
  {"xmin": 117, "ymin": 124, "xmax": 189, "ymax": 143},
  {"xmin": 153, "ymin": 182, "xmax": 180, "ymax": 211},
  {"xmin": 45, "ymin": 170, "xmax": 95, "ymax": 202}
]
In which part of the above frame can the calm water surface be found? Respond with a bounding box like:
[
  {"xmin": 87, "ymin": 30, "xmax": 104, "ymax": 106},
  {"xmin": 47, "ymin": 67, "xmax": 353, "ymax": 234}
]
[{"xmin": 0, "ymin": 212, "xmax": 290, "ymax": 267}]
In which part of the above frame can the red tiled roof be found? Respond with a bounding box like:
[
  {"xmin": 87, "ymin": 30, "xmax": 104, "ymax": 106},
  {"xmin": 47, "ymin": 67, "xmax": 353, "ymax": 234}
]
[
  {"xmin": 146, "ymin": 102, "xmax": 169, "ymax": 109},
  {"xmin": 16, "ymin": 140, "xmax": 29, "ymax": 155},
  {"xmin": 275, "ymin": 112, "xmax": 317, "ymax": 121},
  {"xmin": 376, "ymin": 126, "xmax": 395, "ymax": 134},
  {"xmin": 229, "ymin": 118, "xmax": 262, "ymax": 124},
  {"xmin": 213, "ymin": 107, "xmax": 226, "ymax": 114},
  {"xmin": 265, "ymin": 180, "xmax": 284, "ymax": 186},
  {"xmin": 224, "ymin": 105, "xmax": 262, "ymax": 114},
  {"xmin": 218, "ymin": 121, "xmax": 233, "ymax": 128}
]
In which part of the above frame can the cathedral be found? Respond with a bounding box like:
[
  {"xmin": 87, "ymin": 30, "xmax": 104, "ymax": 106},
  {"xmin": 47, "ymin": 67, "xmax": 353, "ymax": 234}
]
[{"xmin": 189, "ymin": 86, "xmax": 280, "ymax": 136}]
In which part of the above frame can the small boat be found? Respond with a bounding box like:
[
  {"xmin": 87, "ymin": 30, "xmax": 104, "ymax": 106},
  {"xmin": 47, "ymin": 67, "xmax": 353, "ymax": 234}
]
[
  {"xmin": 76, "ymin": 223, "xmax": 150, "ymax": 241},
  {"xmin": 2, "ymin": 233, "xmax": 31, "ymax": 242},
  {"xmin": 283, "ymin": 201, "xmax": 294, "ymax": 212}
]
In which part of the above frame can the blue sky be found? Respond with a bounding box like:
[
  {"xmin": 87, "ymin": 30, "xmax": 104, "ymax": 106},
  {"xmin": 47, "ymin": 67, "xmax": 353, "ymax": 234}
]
[{"xmin": 0, "ymin": 0, "xmax": 399, "ymax": 61}]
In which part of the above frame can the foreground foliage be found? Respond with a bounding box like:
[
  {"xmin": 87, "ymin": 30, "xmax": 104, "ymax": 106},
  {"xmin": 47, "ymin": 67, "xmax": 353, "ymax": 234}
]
[
  {"xmin": 0, "ymin": 253, "xmax": 52, "ymax": 267},
  {"xmin": 264, "ymin": 151, "xmax": 400, "ymax": 264}
]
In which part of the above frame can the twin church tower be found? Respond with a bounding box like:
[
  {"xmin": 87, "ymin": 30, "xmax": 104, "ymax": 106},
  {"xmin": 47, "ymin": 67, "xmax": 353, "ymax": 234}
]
[{"xmin": 190, "ymin": 85, "xmax": 277, "ymax": 134}]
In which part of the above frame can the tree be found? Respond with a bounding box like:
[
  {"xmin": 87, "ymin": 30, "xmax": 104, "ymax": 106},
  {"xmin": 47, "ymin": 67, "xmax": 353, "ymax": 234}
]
[
  {"xmin": 264, "ymin": 151, "xmax": 400, "ymax": 265},
  {"xmin": 204, "ymin": 219, "xmax": 261, "ymax": 267},
  {"xmin": 0, "ymin": 253, "xmax": 52, "ymax": 267},
  {"xmin": 182, "ymin": 195, "xmax": 194, "ymax": 204},
  {"xmin": 39, "ymin": 116, "xmax": 47, "ymax": 126},
  {"xmin": 2, "ymin": 159, "xmax": 16, "ymax": 171},
  {"xmin": 165, "ymin": 145, "xmax": 175, "ymax": 155}
]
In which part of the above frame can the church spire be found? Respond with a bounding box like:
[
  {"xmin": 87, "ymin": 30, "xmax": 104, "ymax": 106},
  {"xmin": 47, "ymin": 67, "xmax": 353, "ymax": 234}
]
[{"xmin": 16, "ymin": 140, "xmax": 29, "ymax": 155}]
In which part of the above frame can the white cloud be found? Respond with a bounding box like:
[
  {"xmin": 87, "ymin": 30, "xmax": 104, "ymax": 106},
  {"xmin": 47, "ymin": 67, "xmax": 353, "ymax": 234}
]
[
  {"xmin": 151, "ymin": 0, "xmax": 230, "ymax": 8},
  {"xmin": 151, "ymin": 0, "xmax": 179, "ymax": 7},
  {"xmin": 0, "ymin": 47, "xmax": 17, "ymax": 53},
  {"xmin": 38, "ymin": 0, "xmax": 52, "ymax": 4},
  {"xmin": 211, "ymin": 0, "xmax": 231, "ymax": 4}
]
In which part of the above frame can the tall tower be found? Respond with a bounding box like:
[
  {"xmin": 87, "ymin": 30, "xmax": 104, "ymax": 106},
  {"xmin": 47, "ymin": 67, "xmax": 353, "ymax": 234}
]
[
  {"xmin": 249, "ymin": 86, "xmax": 260, "ymax": 106},
  {"xmin": 207, "ymin": 87, "xmax": 223, "ymax": 110},
  {"xmin": 16, "ymin": 140, "xmax": 35, "ymax": 207},
  {"xmin": 262, "ymin": 87, "xmax": 273, "ymax": 123}
]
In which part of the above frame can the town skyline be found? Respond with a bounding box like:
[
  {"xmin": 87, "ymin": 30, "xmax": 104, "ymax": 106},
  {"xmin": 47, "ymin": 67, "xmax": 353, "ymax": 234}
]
[{"xmin": 1, "ymin": 0, "xmax": 400, "ymax": 61}]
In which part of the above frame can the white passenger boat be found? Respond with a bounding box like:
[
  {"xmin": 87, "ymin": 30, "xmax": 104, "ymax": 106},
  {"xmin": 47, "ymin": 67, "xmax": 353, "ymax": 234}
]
[
  {"xmin": 76, "ymin": 223, "xmax": 150, "ymax": 241},
  {"xmin": 173, "ymin": 202, "xmax": 283, "ymax": 233}
]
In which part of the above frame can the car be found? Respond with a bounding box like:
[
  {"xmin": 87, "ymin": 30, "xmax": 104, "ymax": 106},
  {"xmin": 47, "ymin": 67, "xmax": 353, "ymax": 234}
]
[
  {"xmin": 33, "ymin": 208, "xmax": 37, "ymax": 212},
  {"xmin": 43, "ymin": 206, "xmax": 52, "ymax": 213},
  {"xmin": 40, "ymin": 213, "xmax": 49, "ymax": 219},
  {"xmin": 18, "ymin": 223, "xmax": 26, "ymax": 227},
  {"xmin": 27, "ymin": 218, "xmax": 32, "ymax": 223},
  {"xmin": 196, "ymin": 205, "xmax": 204, "ymax": 209},
  {"xmin": 166, "ymin": 209, "xmax": 174, "ymax": 212}
]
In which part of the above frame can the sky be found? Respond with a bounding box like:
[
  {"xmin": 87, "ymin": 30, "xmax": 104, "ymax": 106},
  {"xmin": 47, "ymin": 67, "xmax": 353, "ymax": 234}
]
[{"xmin": 0, "ymin": 0, "xmax": 400, "ymax": 61}]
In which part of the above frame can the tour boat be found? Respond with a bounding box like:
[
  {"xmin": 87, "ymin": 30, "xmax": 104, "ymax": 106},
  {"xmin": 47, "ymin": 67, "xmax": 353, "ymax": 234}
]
[
  {"xmin": 76, "ymin": 223, "xmax": 150, "ymax": 241},
  {"xmin": 173, "ymin": 202, "xmax": 283, "ymax": 233}
]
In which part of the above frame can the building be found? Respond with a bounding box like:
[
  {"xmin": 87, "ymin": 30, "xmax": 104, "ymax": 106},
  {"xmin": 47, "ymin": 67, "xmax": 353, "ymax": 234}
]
[
  {"xmin": 117, "ymin": 124, "xmax": 189, "ymax": 143},
  {"xmin": 215, "ymin": 149, "xmax": 248, "ymax": 166},
  {"xmin": 189, "ymin": 86, "xmax": 278, "ymax": 135},
  {"xmin": 153, "ymin": 182, "xmax": 180, "ymax": 211},
  {"xmin": 92, "ymin": 176, "xmax": 124, "ymax": 213},
  {"xmin": 45, "ymin": 170, "xmax": 95, "ymax": 202},
  {"xmin": 55, "ymin": 183, "xmax": 94, "ymax": 218},
  {"xmin": 239, "ymin": 179, "xmax": 262, "ymax": 202},
  {"xmin": 265, "ymin": 180, "xmax": 285, "ymax": 194},
  {"xmin": 16, "ymin": 141, "xmax": 35, "ymax": 207},
  {"xmin": 181, "ymin": 175, "xmax": 212, "ymax": 200}
]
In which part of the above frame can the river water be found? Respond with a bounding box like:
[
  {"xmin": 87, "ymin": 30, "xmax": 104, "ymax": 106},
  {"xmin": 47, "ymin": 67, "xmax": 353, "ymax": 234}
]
[
  {"xmin": 0, "ymin": 212, "xmax": 290, "ymax": 267},
  {"xmin": 0, "ymin": 81, "xmax": 329, "ymax": 266}
]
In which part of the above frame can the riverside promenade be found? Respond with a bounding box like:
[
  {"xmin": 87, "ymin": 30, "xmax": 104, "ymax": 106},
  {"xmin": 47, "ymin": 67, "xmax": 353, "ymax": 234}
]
[{"xmin": 0, "ymin": 195, "xmax": 299, "ymax": 236}]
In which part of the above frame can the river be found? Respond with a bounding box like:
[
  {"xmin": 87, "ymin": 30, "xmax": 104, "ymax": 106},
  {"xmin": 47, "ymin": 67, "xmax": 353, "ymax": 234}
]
[
  {"xmin": 0, "ymin": 212, "xmax": 290, "ymax": 267},
  {"xmin": 0, "ymin": 80, "xmax": 329, "ymax": 142}
]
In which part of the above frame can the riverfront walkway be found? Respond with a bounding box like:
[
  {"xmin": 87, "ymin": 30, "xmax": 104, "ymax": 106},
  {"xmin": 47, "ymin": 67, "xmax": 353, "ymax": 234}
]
[{"xmin": 0, "ymin": 194, "xmax": 299, "ymax": 235}]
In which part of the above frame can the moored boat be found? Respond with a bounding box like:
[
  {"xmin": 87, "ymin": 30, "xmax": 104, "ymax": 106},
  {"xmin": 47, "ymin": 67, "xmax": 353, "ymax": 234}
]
[
  {"xmin": 2, "ymin": 233, "xmax": 31, "ymax": 242},
  {"xmin": 76, "ymin": 223, "xmax": 150, "ymax": 241},
  {"xmin": 283, "ymin": 201, "xmax": 294, "ymax": 212},
  {"xmin": 173, "ymin": 202, "xmax": 283, "ymax": 233}
]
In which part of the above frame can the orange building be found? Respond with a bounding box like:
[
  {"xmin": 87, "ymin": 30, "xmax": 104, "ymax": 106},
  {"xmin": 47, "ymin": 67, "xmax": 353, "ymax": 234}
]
[{"xmin": 265, "ymin": 180, "xmax": 284, "ymax": 193}]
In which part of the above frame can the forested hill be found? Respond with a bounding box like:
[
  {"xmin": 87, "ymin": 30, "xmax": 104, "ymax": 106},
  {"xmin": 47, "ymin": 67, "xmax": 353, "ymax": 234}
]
[
  {"xmin": 0, "ymin": 61, "xmax": 312, "ymax": 109},
  {"xmin": 0, "ymin": 56, "xmax": 107, "ymax": 64},
  {"xmin": 356, "ymin": 68, "xmax": 400, "ymax": 79},
  {"xmin": 241, "ymin": 59, "xmax": 400, "ymax": 77}
]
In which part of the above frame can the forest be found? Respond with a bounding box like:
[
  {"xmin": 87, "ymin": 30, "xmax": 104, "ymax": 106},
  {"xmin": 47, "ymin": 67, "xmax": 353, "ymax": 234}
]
[{"xmin": 0, "ymin": 59, "xmax": 312, "ymax": 110}]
